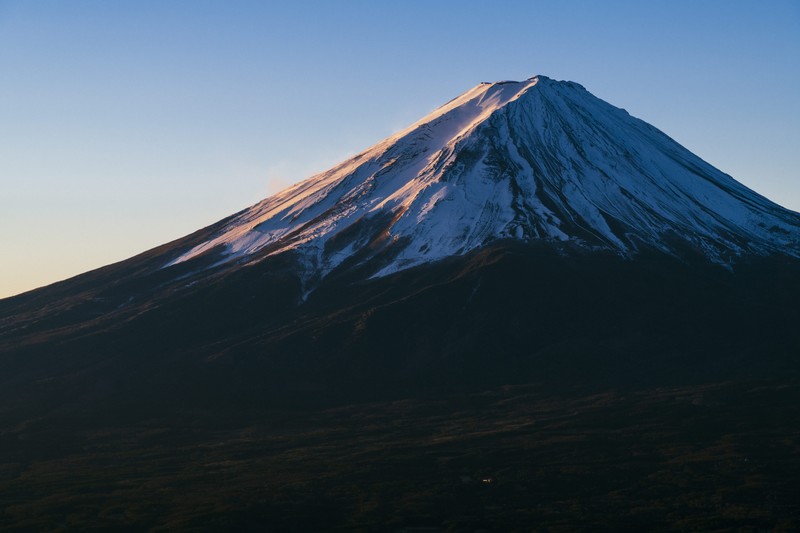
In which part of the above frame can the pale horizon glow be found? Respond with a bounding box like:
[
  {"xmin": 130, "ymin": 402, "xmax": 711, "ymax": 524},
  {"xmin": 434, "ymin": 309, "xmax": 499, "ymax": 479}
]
[{"xmin": 1, "ymin": 1, "xmax": 798, "ymax": 298}]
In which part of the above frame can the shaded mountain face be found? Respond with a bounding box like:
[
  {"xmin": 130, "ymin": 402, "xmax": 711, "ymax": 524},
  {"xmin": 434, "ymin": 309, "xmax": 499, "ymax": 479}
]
[{"xmin": 168, "ymin": 76, "xmax": 799, "ymax": 284}]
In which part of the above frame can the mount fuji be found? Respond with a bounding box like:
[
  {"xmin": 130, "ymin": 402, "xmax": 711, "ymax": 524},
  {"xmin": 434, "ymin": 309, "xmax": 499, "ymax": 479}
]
[
  {"xmin": 165, "ymin": 75, "xmax": 798, "ymax": 285},
  {"xmin": 2, "ymin": 76, "xmax": 800, "ymax": 530}
]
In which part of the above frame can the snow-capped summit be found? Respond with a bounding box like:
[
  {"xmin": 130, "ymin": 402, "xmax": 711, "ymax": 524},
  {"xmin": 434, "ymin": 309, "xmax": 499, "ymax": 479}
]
[{"xmin": 167, "ymin": 76, "xmax": 800, "ymax": 278}]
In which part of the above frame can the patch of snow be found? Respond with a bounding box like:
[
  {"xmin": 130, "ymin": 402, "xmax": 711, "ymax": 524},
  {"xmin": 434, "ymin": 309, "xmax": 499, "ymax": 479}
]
[{"xmin": 164, "ymin": 76, "xmax": 800, "ymax": 280}]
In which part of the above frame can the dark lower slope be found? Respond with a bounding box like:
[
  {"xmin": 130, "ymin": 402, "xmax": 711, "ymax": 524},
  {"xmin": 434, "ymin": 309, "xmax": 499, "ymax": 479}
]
[
  {"xmin": 1, "ymin": 245, "xmax": 799, "ymax": 530},
  {"xmin": 3, "ymin": 243, "xmax": 798, "ymax": 418},
  {"xmin": 2, "ymin": 382, "xmax": 799, "ymax": 531}
]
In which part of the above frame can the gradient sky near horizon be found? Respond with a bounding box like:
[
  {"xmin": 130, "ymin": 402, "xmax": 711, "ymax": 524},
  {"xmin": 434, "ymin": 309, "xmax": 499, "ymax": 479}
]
[{"xmin": 1, "ymin": 1, "xmax": 799, "ymax": 298}]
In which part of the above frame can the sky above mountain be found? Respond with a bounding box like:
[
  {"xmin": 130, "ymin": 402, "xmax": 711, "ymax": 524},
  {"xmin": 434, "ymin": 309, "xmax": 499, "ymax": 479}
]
[{"xmin": 1, "ymin": 0, "xmax": 799, "ymax": 298}]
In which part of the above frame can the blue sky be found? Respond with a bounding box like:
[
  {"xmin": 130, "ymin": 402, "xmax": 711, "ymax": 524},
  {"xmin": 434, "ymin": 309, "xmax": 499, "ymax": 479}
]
[{"xmin": 1, "ymin": 0, "xmax": 798, "ymax": 298}]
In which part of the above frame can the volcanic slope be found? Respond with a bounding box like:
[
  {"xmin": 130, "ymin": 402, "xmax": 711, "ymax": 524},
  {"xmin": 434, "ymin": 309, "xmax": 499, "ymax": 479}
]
[{"xmin": 2, "ymin": 76, "xmax": 800, "ymax": 531}]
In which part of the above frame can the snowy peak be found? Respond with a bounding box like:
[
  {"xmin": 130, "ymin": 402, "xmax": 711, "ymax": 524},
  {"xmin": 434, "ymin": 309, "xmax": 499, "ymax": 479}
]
[
  {"xmin": 167, "ymin": 76, "xmax": 800, "ymax": 278},
  {"xmin": 373, "ymin": 77, "xmax": 540, "ymax": 160}
]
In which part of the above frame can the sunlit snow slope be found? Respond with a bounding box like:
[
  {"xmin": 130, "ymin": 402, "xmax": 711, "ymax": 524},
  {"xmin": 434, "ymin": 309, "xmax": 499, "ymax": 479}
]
[{"xmin": 168, "ymin": 76, "xmax": 800, "ymax": 278}]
